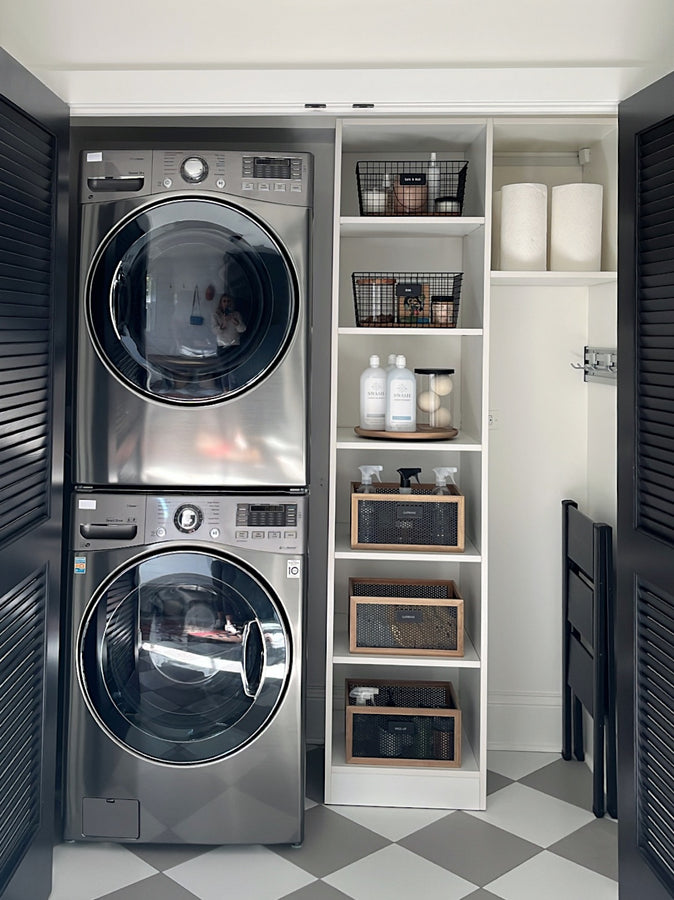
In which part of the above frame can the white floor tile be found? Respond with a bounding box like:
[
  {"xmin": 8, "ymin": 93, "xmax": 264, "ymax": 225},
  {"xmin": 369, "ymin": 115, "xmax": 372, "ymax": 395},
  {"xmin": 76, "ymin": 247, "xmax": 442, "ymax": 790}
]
[
  {"xmin": 487, "ymin": 750, "xmax": 560, "ymax": 780},
  {"xmin": 50, "ymin": 843, "xmax": 158, "ymax": 900},
  {"xmin": 323, "ymin": 844, "xmax": 478, "ymax": 900},
  {"xmin": 327, "ymin": 804, "xmax": 453, "ymax": 842},
  {"xmin": 485, "ymin": 849, "xmax": 618, "ymax": 900},
  {"xmin": 165, "ymin": 844, "xmax": 316, "ymax": 900},
  {"xmin": 466, "ymin": 782, "xmax": 594, "ymax": 847}
]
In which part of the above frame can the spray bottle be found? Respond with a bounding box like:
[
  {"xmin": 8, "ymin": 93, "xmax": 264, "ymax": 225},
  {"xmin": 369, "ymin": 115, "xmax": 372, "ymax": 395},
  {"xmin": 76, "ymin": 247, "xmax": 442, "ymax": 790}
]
[
  {"xmin": 357, "ymin": 465, "xmax": 383, "ymax": 492},
  {"xmin": 349, "ymin": 686, "xmax": 379, "ymax": 706},
  {"xmin": 432, "ymin": 467, "xmax": 457, "ymax": 495},
  {"xmin": 432, "ymin": 466, "xmax": 457, "ymax": 545},
  {"xmin": 397, "ymin": 467, "xmax": 422, "ymax": 494},
  {"xmin": 356, "ymin": 465, "xmax": 382, "ymax": 544}
]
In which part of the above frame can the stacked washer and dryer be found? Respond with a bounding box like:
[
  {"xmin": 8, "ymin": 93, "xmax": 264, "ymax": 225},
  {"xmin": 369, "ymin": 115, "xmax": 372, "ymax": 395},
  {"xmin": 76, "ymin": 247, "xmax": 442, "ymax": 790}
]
[{"xmin": 62, "ymin": 149, "xmax": 313, "ymax": 845}]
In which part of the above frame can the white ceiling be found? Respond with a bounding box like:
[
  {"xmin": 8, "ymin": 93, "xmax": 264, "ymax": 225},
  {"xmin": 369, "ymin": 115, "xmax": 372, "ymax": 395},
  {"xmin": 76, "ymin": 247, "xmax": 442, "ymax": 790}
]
[{"xmin": 1, "ymin": 0, "xmax": 673, "ymax": 113}]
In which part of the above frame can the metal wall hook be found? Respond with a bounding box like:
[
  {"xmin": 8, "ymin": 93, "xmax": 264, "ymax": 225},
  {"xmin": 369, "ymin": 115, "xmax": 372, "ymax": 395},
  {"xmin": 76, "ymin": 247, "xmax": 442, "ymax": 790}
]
[{"xmin": 570, "ymin": 347, "xmax": 617, "ymax": 383}]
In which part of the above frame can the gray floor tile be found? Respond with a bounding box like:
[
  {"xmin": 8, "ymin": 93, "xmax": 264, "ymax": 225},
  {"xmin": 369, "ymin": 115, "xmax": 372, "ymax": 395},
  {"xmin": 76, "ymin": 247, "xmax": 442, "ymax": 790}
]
[
  {"xmin": 271, "ymin": 805, "xmax": 389, "ymax": 878},
  {"xmin": 398, "ymin": 810, "xmax": 541, "ymax": 887},
  {"xmin": 124, "ymin": 844, "xmax": 211, "ymax": 871},
  {"xmin": 487, "ymin": 768, "xmax": 514, "ymax": 795},
  {"xmin": 462, "ymin": 891, "xmax": 508, "ymax": 899},
  {"xmin": 548, "ymin": 817, "xmax": 619, "ymax": 881},
  {"xmin": 280, "ymin": 881, "xmax": 356, "ymax": 899},
  {"xmin": 98, "ymin": 872, "xmax": 201, "ymax": 900},
  {"xmin": 519, "ymin": 757, "xmax": 595, "ymax": 811}
]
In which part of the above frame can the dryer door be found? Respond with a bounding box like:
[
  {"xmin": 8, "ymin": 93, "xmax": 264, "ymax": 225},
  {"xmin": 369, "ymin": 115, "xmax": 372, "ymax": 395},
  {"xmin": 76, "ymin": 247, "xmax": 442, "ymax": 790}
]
[
  {"xmin": 78, "ymin": 549, "xmax": 291, "ymax": 764},
  {"xmin": 86, "ymin": 197, "xmax": 297, "ymax": 404}
]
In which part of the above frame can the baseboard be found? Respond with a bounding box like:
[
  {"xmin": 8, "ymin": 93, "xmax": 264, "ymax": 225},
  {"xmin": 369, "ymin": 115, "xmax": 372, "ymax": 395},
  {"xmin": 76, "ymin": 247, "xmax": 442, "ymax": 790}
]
[{"xmin": 488, "ymin": 691, "xmax": 562, "ymax": 752}]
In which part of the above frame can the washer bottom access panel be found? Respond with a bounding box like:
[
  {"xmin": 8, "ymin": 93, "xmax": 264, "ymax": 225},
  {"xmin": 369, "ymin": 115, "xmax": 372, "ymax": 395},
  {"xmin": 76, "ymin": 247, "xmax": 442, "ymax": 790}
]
[{"xmin": 63, "ymin": 491, "xmax": 306, "ymax": 845}]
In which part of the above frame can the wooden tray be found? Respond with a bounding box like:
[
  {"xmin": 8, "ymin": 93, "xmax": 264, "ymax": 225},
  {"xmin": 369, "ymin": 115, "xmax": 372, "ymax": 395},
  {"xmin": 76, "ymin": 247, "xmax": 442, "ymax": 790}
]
[{"xmin": 354, "ymin": 426, "xmax": 458, "ymax": 441}]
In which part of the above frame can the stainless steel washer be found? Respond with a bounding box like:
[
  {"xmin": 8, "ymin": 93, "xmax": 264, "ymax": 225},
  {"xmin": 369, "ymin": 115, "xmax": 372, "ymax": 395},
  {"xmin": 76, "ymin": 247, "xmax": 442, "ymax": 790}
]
[
  {"xmin": 63, "ymin": 490, "xmax": 306, "ymax": 845},
  {"xmin": 74, "ymin": 149, "xmax": 312, "ymax": 488}
]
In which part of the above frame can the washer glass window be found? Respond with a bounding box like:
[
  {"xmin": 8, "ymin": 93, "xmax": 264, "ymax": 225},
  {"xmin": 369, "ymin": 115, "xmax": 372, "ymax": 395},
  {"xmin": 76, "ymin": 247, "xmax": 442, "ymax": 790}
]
[
  {"xmin": 79, "ymin": 550, "xmax": 290, "ymax": 764},
  {"xmin": 87, "ymin": 198, "xmax": 297, "ymax": 404}
]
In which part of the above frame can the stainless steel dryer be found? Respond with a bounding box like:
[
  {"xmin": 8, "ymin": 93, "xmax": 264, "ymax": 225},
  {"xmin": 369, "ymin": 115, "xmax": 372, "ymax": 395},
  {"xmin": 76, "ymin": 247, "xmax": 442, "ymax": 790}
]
[
  {"xmin": 63, "ymin": 490, "xmax": 306, "ymax": 845},
  {"xmin": 74, "ymin": 149, "xmax": 312, "ymax": 488}
]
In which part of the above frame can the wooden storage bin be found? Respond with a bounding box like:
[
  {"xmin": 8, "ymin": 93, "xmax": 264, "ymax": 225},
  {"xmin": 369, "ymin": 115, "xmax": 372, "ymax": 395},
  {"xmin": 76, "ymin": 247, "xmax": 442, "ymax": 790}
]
[
  {"xmin": 350, "ymin": 483, "xmax": 465, "ymax": 552},
  {"xmin": 349, "ymin": 577, "xmax": 464, "ymax": 657},
  {"xmin": 345, "ymin": 678, "xmax": 461, "ymax": 767}
]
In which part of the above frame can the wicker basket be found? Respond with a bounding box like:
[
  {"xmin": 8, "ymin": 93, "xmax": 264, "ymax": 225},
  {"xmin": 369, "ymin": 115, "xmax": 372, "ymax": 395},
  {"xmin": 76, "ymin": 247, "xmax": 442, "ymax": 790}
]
[
  {"xmin": 349, "ymin": 578, "xmax": 464, "ymax": 657},
  {"xmin": 345, "ymin": 678, "xmax": 461, "ymax": 767}
]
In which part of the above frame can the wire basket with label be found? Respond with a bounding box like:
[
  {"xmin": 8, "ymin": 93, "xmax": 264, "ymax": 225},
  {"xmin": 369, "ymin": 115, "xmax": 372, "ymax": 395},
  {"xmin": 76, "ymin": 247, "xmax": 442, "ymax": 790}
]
[
  {"xmin": 356, "ymin": 159, "xmax": 468, "ymax": 217},
  {"xmin": 352, "ymin": 271, "xmax": 462, "ymax": 328}
]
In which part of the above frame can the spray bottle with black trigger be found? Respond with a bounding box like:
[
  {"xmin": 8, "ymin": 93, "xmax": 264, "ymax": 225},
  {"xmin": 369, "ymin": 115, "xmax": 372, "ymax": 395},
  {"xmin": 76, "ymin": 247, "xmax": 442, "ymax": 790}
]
[{"xmin": 397, "ymin": 467, "xmax": 422, "ymax": 494}]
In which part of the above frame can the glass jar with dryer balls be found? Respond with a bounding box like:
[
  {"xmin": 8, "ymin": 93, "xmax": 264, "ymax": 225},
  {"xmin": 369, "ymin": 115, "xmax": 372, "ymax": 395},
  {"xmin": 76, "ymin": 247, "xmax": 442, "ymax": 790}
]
[{"xmin": 414, "ymin": 368, "xmax": 455, "ymax": 432}]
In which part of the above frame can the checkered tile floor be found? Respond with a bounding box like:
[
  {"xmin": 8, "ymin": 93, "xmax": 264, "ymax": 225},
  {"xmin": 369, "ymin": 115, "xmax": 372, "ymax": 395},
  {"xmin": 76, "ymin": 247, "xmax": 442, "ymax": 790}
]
[{"xmin": 50, "ymin": 749, "xmax": 618, "ymax": 900}]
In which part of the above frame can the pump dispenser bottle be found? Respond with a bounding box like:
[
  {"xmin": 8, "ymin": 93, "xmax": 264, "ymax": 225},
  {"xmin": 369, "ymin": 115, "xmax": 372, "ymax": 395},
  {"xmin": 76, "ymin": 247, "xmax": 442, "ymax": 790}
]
[
  {"xmin": 360, "ymin": 355, "xmax": 386, "ymax": 430},
  {"xmin": 397, "ymin": 467, "xmax": 422, "ymax": 494},
  {"xmin": 386, "ymin": 355, "xmax": 416, "ymax": 432}
]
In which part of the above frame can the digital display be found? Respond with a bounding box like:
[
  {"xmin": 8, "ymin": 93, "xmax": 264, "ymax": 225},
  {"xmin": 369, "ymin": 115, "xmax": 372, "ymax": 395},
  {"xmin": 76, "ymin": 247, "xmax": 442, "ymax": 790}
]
[
  {"xmin": 237, "ymin": 503, "xmax": 298, "ymax": 527},
  {"xmin": 254, "ymin": 157, "xmax": 292, "ymax": 179}
]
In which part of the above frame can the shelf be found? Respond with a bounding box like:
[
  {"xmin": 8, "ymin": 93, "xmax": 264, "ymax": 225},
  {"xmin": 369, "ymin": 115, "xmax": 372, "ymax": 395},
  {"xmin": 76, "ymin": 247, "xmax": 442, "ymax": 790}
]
[
  {"xmin": 338, "ymin": 327, "xmax": 483, "ymax": 337},
  {"xmin": 491, "ymin": 271, "xmax": 617, "ymax": 287},
  {"xmin": 334, "ymin": 524, "xmax": 481, "ymax": 562},
  {"xmin": 335, "ymin": 427, "xmax": 481, "ymax": 451},
  {"xmin": 332, "ymin": 628, "xmax": 481, "ymax": 668},
  {"xmin": 328, "ymin": 715, "xmax": 482, "ymax": 809},
  {"xmin": 341, "ymin": 217, "xmax": 485, "ymax": 238}
]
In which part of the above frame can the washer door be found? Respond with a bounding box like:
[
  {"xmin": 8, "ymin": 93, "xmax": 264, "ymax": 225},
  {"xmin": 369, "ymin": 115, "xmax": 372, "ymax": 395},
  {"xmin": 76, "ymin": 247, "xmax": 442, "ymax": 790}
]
[
  {"xmin": 78, "ymin": 549, "xmax": 290, "ymax": 764},
  {"xmin": 86, "ymin": 197, "xmax": 297, "ymax": 404}
]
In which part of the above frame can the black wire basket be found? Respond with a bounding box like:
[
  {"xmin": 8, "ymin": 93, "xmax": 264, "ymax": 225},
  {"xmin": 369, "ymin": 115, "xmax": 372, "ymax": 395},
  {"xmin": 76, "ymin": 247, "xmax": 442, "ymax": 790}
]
[
  {"xmin": 352, "ymin": 271, "xmax": 462, "ymax": 328},
  {"xmin": 356, "ymin": 160, "xmax": 468, "ymax": 217}
]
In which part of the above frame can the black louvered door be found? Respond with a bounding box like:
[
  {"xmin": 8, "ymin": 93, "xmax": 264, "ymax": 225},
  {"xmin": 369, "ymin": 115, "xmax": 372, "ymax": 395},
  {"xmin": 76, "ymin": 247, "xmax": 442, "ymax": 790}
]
[
  {"xmin": 617, "ymin": 69, "xmax": 674, "ymax": 899},
  {"xmin": 0, "ymin": 48, "xmax": 68, "ymax": 900}
]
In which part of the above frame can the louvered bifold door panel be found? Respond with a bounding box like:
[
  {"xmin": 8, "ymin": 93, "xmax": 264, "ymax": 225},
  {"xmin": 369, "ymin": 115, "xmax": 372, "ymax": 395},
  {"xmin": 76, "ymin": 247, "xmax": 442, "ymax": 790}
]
[
  {"xmin": 636, "ymin": 579, "xmax": 674, "ymax": 889},
  {"xmin": 637, "ymin": 115, "xmax": 674, "ymax": 543},
  {"xmin": 0, "ymin": 568, "xmax": 47, "ymax": 895},
  {"xmin": 0, "ymin": 99, "xmax": 55, "ymax": 546}
]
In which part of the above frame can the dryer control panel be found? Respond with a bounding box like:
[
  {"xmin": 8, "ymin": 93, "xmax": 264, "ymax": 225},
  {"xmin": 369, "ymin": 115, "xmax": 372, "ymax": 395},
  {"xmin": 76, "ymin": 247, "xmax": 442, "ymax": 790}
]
[{"xmin": 73, "ymin": 493, "xmax": 306, "ymax": 554}]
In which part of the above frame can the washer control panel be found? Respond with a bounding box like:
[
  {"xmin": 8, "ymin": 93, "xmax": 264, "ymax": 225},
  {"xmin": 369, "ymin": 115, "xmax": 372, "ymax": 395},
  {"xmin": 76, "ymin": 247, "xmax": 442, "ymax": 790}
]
[
  {"xmin": 81, "ymin": 149, "xmax": 313, "ymax": 206},
  {"xmin": 153, "ymin": 150, "xmax": 313, "ymax": 206},
  {"xmin": 72, "ymin": 493, "xmax": 306, "ymax": 553}
]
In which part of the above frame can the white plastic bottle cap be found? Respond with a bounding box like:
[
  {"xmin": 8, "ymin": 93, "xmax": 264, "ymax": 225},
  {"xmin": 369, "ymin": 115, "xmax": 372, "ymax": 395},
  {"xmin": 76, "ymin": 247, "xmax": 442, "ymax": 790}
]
[
  {"xmin": 396, "ymin": 354, "xmax": 406, "ymax": 367},
  {"xmin": 369, "ymin": 355, "xmax": 380, "ymax": 367}
]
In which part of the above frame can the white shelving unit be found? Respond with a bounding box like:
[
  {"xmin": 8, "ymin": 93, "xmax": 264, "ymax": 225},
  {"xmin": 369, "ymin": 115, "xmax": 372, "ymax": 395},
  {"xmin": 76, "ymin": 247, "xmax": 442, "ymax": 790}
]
[{"xmin": 324, "ymin": 118, "xmax": 491, "ymax": 810}]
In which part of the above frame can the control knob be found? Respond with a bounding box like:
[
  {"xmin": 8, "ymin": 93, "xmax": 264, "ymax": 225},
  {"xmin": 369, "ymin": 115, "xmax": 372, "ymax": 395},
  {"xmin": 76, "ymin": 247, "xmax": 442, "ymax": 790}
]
[
  {"xmin": 174, "ymin": 504, "xmax": 203, "ymax": 534},
  {"xmin": 180, "ymin": 157, "xmax": 209, "ymax": 184}
]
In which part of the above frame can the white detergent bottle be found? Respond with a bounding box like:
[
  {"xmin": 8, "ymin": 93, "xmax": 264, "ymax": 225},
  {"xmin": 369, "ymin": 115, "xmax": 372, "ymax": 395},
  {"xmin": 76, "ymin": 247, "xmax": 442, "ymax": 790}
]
[
  {"xmin": 360, "ymin": 354, "xmax": 386, "ymax": 430},
  {"xmin": 385, "ymin": 354, "xmax": 416, "ymax": 432}
]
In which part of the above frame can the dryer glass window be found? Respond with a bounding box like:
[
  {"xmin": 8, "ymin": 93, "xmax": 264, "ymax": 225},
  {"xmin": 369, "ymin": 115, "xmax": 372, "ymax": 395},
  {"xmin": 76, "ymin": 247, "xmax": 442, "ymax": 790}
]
[
  {"xmin": 87, "ymin": 198, "xmax": 298, "ymax": 404},
  {"xmin": 79, "ymin": 550, "xmax": 290, "ymax": 764}
]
